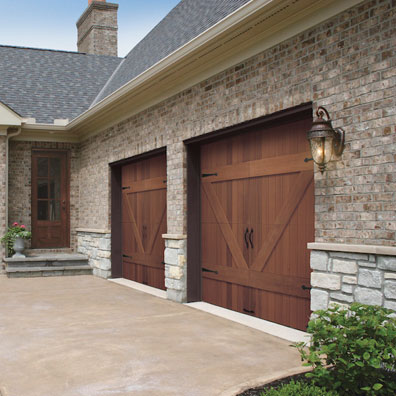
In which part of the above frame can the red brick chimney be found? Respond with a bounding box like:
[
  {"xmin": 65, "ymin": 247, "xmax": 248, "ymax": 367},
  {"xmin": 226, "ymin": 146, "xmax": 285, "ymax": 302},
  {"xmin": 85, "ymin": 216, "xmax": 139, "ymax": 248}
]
[{"xmin": 76, "ymin": 1, "xmax": 118, "ymax": 56}]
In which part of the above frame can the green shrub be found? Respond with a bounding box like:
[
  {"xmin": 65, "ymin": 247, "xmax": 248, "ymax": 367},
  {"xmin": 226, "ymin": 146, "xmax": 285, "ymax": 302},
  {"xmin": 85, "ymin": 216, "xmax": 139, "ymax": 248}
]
[
  {"xmin": 259, "ymin": 380, "xmax": 339, "ymax": 396},
  {"xmin": 295, "ymin": 303, "xmax": 396, "ymax": 396}
]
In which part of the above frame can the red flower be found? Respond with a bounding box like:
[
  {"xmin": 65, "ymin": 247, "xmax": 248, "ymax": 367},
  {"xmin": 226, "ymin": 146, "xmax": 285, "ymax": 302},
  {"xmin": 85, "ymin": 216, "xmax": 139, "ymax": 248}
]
[
  {"xmin": 21, "ymin": 225, "xmax": 26, "ymax": 229},
  {"xmin": 13, "ymin": 222, "xmax": 19, "ymax": 226}
]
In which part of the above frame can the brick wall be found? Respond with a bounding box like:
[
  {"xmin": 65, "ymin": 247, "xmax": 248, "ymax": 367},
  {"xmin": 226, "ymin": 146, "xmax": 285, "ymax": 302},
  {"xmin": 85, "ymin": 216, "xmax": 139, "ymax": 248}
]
[
  {"xmin": 0, "ymin": 136, "xmax": 7, "ymax": 259},
  {"xmin": 79, "ymin": 0, "xmax": 395, "ymax": 246},
  {"xmin": 8, "ymin": 141, "xmax": 80, "ymax": 250},
  {"xmin": 77, "ymin": 2, "xmax": 118, "ymax": 56}
]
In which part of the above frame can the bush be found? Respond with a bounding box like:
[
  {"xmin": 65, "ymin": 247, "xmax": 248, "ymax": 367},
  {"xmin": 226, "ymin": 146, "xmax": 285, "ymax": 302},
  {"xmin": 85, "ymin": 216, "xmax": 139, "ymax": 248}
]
[
  {"xmin": 295, "ymin": 303, "xmax": 396, "ymax": 395},
  {"xmin": 259, "ymin": 380, "xmax": 339, "ymax": 396}
]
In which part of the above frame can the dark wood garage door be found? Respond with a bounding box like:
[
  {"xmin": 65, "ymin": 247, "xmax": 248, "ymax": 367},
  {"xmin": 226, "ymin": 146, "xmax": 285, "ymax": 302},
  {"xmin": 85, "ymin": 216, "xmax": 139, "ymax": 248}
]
[
  {"xmin": 121, "ymin": 153, "xmax": 167, "ymax": 290},
  {"xmin": 200, "ymin": 116, "xmax": 314, "ymax": 331}
]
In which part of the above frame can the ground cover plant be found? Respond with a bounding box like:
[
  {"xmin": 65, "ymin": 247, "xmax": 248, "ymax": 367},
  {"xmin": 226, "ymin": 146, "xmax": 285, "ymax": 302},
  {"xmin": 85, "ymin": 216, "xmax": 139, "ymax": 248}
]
[
  {"xmin": 259, "ymin": 379, "xmax": 339, "ymax": 396},
  {"xmin": 295, "ymin": 303, "xmax": 396, "ymax": 396}
]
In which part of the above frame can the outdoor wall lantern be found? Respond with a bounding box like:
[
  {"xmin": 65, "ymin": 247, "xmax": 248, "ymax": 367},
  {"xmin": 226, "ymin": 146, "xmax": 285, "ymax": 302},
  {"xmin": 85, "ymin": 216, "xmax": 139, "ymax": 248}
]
[{"xmin": 307, "ymin": 106, "xmax": 345, "ymax": 173}]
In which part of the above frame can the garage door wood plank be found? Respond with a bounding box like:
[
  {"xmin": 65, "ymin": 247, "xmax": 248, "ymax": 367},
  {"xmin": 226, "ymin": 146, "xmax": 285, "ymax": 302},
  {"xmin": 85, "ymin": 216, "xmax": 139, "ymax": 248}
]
[
  {"xmin": 202, "ymin": 263, "xmax": 310, "ymax": 299},
  {"xmin": 201, "ymin": 152, "xmax": 311, "ymax": 183},
  {"xmin": 147, "ymin": 204, "xmax": 166, "ymax": 255},
  {"xmin": 124, "ymin": 193, "xmax": 145, "ymax": 254},
  {"xmin": 250, "ymin": 171, "xmax": 313, "ymax": 272},
  {"xmin": 202, "ymin": 181, "xmax": 249, "ymax": 269},
  {"xmin": 125, "ymin": 176, "xmax": 166, "ymax": 194}
]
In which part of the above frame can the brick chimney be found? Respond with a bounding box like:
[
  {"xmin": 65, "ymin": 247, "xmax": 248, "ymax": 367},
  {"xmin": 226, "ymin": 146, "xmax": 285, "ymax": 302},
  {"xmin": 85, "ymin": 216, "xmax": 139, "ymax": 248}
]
[{"xmin": 76, "ymin": 0, "xmax": 118, "ymax": 56}]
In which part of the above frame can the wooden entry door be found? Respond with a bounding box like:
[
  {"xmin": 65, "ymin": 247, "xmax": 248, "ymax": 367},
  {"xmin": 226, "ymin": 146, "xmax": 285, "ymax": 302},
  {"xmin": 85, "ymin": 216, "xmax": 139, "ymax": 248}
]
[
  {"xmin": 200, "ymin": 117, "xmax": 314, "ymax": 331},
  {"xmin": 32, "ymin": 150, "xmax": 69, "ymax": 248},
  {"xmin": 121, "ymin": 153, "xmax": 167, "ymax": 290}
]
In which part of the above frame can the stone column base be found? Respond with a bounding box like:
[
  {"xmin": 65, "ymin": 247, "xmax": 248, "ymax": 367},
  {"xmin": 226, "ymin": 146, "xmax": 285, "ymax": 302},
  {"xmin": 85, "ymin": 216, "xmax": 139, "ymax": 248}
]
[
  {"xmin": 163, "ymin": 234, "xmax": 187, "ymax": 303},
  {"xmin": 77, "ymin": 229, "xmax": 111, "ymax": 278},
  {"xmin": 308, "ymin": 243, "xmax": 396, "ymax": 312}
]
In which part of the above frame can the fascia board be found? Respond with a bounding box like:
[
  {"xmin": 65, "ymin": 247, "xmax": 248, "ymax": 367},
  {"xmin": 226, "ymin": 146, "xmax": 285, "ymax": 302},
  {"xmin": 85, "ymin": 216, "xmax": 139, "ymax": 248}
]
[{"xmin": 67, "ymin": 0, "xmax": 278, "ymax": 129}]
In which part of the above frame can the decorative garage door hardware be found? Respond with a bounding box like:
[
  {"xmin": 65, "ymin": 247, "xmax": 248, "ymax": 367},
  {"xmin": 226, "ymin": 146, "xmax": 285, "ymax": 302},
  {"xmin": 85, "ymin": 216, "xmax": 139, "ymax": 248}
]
[
  {"xmin": 202, "ymin": 173, "xmax": 218, "ymax": 177},
  {"xmin": 304, "ymin": 157, "xmax": 313, "ymax": 162},
  {"xmin": 243, "ymin": 308, "xmax": 255, "ymax": 315},
  {"xmin": 301, "ymin": 285, "xmax": 312, "ymax": 291},
  {"xmin": 202, "ymin": 267, "xmax": 219, "ymax": 274},
  {"xmin": 244, "ymin": 228, "xmax": 254, "ymax": 249},
  {"xmin": 123, "ymin": 254, "xmax": 133, "ymax": 259},
  {"xmin": 122, "ymin": 186, "xmax": 130, "ymax": 190}
]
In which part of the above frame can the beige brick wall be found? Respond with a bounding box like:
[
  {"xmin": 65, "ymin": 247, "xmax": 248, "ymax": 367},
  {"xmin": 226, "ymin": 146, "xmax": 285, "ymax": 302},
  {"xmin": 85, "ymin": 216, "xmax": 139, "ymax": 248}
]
[
  {"xmin": 77, "ymin": 2, "xmax": 118, "ymax": 56},
  {"xmin": 78, "ymin": 0, "xmax": 395, "ymax": 246},
  {"xmin": 0, "ymin": 136, "xmax": 7, "ymax": 258},
  {"xmin": 8, "ymin": 141, "xmax": 80, "ymax": 250}
]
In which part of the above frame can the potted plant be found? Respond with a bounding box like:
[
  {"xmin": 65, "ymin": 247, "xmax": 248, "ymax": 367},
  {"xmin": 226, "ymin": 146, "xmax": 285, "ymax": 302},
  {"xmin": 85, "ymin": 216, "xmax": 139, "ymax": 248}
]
[{"xmin": 1, "ymin": 222, "xmax": 32, "ymax": 258}]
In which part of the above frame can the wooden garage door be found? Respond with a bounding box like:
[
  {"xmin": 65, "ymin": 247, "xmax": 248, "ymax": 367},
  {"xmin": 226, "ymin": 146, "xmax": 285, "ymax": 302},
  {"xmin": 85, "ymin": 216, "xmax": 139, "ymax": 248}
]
[
  {"xmin": 200, "ymin": 117, "xmax": 314, "ymax": 331},
  {"xmin": 121, "ymin": 153, "xmax": 167, "ymax": 290}
]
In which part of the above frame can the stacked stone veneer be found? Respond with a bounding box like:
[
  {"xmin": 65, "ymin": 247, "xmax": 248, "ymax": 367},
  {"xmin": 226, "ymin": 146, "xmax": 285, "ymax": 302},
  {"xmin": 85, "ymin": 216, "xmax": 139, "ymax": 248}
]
[
  {"xmin": 311, "ymin": 250, "xmax": 396, "ymax": 312},
  {"xmin": 164, "ymin": 236, "xmax": 187, "ymax": 303},
  {"xmin": 77, "ymin": 230, "xmax": 111, "ymax": 278}
]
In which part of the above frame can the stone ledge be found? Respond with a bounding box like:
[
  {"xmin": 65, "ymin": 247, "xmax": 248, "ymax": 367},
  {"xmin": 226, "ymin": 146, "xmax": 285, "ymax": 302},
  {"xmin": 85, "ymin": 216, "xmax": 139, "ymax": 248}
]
[
  {"xmin": 76, "ymin": 228, "xmax": 111, "ymax": 234},
  {"xmin": 162, "ymin": 234, "xmax": 187, "ymax": 240},
  {"xmin": 308, "ymin": 243, "xmax": 396, "ymax": 256}
]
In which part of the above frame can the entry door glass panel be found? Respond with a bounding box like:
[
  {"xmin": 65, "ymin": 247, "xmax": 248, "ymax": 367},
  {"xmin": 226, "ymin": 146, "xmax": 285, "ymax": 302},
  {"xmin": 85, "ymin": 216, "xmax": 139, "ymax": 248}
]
[{"xmin": 32, "ymin": 151, "xmax": 69, "ymax": 248}]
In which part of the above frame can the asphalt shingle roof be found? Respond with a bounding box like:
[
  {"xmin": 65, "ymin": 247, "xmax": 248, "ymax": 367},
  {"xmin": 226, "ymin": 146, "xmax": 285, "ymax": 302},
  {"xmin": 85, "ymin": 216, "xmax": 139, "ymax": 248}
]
[
  {"xmin": 93, "ymin": 0, "xmax": 251, "ymax": 104},
  {"xmin": 0, "ymin": 45, "xmax": 121, "ymax": 123}
]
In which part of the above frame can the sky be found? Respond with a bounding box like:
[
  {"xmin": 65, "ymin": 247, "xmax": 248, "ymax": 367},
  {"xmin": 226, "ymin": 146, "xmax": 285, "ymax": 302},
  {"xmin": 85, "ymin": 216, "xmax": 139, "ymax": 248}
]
[{"xmin": 0, "ymin": 0, "xmax": 181, "ymax": 57}]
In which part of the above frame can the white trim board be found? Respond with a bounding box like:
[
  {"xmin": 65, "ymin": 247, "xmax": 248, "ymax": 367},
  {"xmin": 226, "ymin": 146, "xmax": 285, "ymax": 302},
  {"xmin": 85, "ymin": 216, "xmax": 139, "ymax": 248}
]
[
  {"xmin": 108, "ymin": 278, "xmax": 167, "ymax": 299},
  {"xmin": 185, "ymin": 302, "xmax": 311, "ymax": 343}
]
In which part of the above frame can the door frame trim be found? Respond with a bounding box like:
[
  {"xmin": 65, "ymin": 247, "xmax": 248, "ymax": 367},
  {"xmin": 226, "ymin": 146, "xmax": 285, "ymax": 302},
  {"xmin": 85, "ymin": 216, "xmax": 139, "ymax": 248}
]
[
  {"xmin": 185, "ymin": 103, "xmax": 313, "ymax": 302},
  {"xmin": 110, "ymin": 147, "xmax": 167, "ymax": 279},
  {"xmin": 31, "ymin": 148, "xmax": 71, "ymax": 248}
]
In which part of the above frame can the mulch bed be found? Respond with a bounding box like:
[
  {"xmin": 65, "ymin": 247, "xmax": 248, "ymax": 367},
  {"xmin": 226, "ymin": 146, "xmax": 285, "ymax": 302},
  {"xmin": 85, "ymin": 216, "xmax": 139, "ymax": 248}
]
[
  {"xmin": 237, "ymin": 373, "xmax": 307, "ymax": 395},
  {"xmin": 238, "ymin": 370, "xmax": 396, "ymax": 395}
]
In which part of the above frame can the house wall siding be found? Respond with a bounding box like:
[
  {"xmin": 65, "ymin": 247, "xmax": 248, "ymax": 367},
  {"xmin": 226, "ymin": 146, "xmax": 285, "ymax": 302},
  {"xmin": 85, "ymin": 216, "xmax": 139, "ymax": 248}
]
[
  {"xmin": 0, "ymin": 136, "xmax": 7, "ymax": 259},
  {"xmin": 8, "ymin": 141, "xmax": 80, "ymax": 250},
  {"xmin": 79, "ymin": 0, "xmax": 395, "ymax": 245},
  {"xmin": 77, "ymin": 2, "xmax": 118, "ymax": 56}
]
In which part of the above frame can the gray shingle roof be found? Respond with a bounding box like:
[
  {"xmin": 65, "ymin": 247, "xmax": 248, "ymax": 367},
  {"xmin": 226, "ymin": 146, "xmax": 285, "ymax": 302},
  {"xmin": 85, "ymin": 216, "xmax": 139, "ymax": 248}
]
[
  {"xmin": 93, "ymin": 0, "xmax": 251, "ymax": 104},
  {"xmin": 0, "ymin": 45, "xmax": 121, "ymax": 123}
]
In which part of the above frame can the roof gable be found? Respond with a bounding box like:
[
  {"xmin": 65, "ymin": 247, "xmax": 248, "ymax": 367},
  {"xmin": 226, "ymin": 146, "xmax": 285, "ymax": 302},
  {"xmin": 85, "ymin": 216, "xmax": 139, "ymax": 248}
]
[
  {"xmin": 0, "ymin": 45, "xmax": 122, "ymax": 124},
  {"xmin": 93, "ymin": 0, "xmax": 251, "ymax": 104}
]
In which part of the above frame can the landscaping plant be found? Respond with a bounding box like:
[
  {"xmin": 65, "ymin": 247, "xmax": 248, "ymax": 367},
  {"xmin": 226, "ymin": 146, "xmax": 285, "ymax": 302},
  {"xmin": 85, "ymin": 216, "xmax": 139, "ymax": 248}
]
[
  {"xmin": 0, "ymin": 222, "xmax": 32, "ymax": 256},
  {"xmin": 295, "ymin": 303, "xmax": 396, "ymax": 395},
  {"xmin": 259, "ymin": 379, "xmax": 339, "ymax": 396}
]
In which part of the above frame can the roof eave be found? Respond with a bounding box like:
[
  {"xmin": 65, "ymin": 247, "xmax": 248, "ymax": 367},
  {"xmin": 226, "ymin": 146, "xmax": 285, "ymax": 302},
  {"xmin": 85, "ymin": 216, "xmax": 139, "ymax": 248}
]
[{"xmin": 64, "ymin": 0, "xmax": 362, "ymax": 136}]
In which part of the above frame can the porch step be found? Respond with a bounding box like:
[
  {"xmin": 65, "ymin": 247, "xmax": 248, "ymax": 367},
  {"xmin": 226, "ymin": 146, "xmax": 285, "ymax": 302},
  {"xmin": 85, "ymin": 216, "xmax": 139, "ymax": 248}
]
[{"xmin": 3, "ymin": 253, "xmax": 92, "ymax": 278}]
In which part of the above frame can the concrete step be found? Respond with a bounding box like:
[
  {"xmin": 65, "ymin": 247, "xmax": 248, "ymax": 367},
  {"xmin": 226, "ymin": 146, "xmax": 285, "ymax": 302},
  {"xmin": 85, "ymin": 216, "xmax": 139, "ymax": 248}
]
[
  {"xmin": 3, "ymin": 253, "xmax": 92, "ymax": 278},
  {"xmin": 5, "ymin": 254, "xmax": 89, "ymax": 269},
  {"xmin": 24, "ymin": 248, "xmax": 74, "ymax": 255},
  {"xmin": 7, "ymin": 266, "xmax": 92, "ymax": 278}
]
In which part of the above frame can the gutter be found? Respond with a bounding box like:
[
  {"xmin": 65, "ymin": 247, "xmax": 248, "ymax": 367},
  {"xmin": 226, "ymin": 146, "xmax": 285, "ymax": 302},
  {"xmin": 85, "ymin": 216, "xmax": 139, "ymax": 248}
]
[{"xmin": 67, "ymin": 0, "xmax": 266, "ymax": 129}]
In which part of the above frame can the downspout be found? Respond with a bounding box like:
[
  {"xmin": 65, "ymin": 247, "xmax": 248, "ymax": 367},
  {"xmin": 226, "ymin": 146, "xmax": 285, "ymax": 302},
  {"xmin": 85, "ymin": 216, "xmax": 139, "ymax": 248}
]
[{"xmin": 5, "ymin": 127, "xmax": 22, "ymax": 239}]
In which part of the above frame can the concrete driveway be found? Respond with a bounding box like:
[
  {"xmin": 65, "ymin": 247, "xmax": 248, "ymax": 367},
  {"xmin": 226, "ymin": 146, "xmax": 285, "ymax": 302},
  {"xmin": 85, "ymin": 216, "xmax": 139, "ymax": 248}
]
[{"xmin": 0, "ymin": 276, "xmax": 306, "ymax": 396}]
